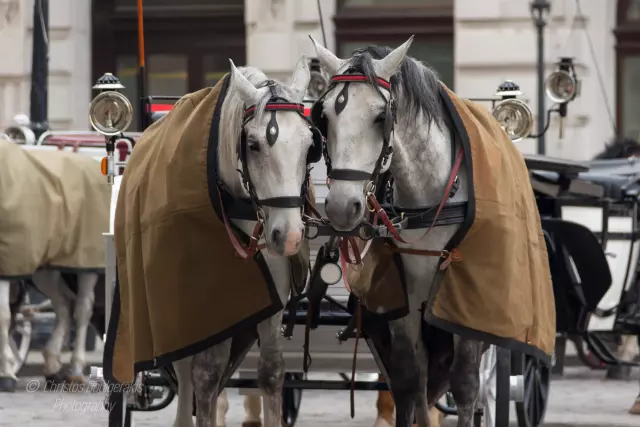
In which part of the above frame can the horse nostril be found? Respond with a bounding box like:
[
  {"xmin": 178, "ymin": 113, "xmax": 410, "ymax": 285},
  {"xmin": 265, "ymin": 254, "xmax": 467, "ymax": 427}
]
[
  {"xmin": 271, "ymin": 228, "xmax": 282, "ymax": 244},
  {"xmin": 352, "ymin": 201, "xmax": 362, "ymax": 217}
]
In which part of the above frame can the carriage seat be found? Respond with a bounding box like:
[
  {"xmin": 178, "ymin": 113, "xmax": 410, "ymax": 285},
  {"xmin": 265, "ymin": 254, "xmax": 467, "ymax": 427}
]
[{"xmin": 531, "ymin": 169, "xmax": 640, "ymax": 200}]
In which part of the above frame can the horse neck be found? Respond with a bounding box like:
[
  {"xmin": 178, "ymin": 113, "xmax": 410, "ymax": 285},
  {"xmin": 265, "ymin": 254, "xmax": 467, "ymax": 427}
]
[{"xmin": 389, "ymin": 108, "xmax": 462, "ymax": 208}]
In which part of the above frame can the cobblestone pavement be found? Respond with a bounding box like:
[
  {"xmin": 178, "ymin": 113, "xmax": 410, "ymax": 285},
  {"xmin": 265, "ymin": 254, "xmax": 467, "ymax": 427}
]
[{"xmin": 0, "ymin": 367, "xmax": 638, "ymax": 426}]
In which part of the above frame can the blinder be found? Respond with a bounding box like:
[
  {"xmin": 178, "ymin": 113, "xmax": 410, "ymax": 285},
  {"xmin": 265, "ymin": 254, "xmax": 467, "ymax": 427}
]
[{"xmin": 310, "ymin": 73, "xmax": 395, "ymax": 183}]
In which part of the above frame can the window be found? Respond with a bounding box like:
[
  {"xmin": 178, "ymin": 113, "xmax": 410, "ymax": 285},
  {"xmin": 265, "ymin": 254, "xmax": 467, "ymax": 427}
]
[
  {"xmin": 616, "ymin": 0, "xmax": 640, "ymax": 139},
  {"xmin": 334, "ymin": 0, "xmax": 454, "ymax": 88},
  {"xmin": 92, "ymin": 0, "xmax": 245, "ymax": 131}
]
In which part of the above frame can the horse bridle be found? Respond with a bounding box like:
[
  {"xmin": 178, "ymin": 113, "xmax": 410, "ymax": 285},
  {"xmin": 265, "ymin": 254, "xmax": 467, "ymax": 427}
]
[
  {"xmin": 311, "ymin": 71, "xmax": 396, "ymax": 189},
  {"xmin": 237, "ymin": 80, "xmax": 323, "ymax": 218}
]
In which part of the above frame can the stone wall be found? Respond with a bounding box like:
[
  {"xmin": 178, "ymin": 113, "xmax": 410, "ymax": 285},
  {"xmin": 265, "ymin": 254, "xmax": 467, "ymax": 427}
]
[{"xmin": 0, "ymin": 0, "xmax": 91, "ymax": 131}]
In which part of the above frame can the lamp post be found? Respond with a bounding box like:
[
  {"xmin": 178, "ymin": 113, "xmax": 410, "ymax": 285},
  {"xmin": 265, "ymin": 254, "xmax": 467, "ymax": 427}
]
[
  {"xmin": 530, "ymin": 0, "xmax": 550, "ymax": 155},
  {"xmin": 29, "ymin": 0, "xmax": 49, "ymax": 139}
]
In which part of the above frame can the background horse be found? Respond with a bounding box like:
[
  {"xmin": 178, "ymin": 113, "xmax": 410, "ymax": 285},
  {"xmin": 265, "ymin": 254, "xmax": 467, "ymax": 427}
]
[
  {"xmin": 111, "ymin": 57, "xmax": 315, "ymax": 427},
  {"xmin": 310, "ymin": 37, "xmax": 484, "ymax": 427},
  {"xmin": 0, "ymin": 139, "xmax": 109, "ymax": 392}
]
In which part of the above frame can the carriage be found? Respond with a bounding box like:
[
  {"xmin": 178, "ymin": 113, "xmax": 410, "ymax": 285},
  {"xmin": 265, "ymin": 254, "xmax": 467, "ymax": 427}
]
[{"xmin": 75, "ymin": 36, "xmax": 639, "ymax": 427}]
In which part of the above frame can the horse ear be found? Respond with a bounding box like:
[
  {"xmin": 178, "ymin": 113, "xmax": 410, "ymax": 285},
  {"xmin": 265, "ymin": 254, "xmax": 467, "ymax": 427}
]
[
  {"xmin": 289, "ymin": 55, "xmax": 311, "ymax": 103},
  {"xmin": 372, "ymin": 35, "xmax": 414, "ymax": 81},
  {"xmin": 309, "ymin": 35, "xmax": 345, "ymax": 76},
  {"xmin": 229, "ymin": 59, "xmax": 259, "ymax": 105}
]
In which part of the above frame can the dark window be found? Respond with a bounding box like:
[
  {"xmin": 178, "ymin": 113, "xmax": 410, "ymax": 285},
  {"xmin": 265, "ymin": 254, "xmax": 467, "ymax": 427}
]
[
  {"xmin": 92, "ymin": 0, "xmax": 245, "ymax": 131},
  {"xmin": 334, "ymin": 0, "xmax": 454, "ymax": 88},
  {"xmin": 616, "ymin": 0, "xmax": 640, "ymax": 139}
]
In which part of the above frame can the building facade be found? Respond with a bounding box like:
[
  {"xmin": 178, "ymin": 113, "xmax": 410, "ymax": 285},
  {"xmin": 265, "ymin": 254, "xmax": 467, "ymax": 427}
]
[{"xmin": 0, "ymin": 0, "xmax": 638, "ymax": 161}]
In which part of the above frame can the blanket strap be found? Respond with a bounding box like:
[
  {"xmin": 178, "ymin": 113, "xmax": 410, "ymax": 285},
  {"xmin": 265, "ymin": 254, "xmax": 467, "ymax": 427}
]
[{"xmin": 217, "ymin": 189, "xmax": 265, "ymax": 259}]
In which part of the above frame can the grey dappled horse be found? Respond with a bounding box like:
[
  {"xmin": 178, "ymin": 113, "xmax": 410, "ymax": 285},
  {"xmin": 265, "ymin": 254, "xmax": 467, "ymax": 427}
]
[
  {"xmin": 170, "ymin": 57, "xmax": 315, "ymax": 427},
  {"xmin": 310, "ymin": 36, "xmax": 484, "ymax": 427}
]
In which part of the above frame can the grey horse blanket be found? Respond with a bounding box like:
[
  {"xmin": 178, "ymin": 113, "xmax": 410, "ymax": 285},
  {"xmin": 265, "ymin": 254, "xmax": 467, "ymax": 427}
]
[{"xmin": 0, "ymin": 139, "xmax": 110, "ymax": 279}]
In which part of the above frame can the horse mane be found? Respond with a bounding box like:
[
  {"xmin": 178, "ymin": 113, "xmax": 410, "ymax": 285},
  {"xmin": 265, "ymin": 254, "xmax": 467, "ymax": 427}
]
[
  {"xmin": 218, "ymin": 66, "xmax": 296, "ymax": 194},
  {"xmin": 345, "ymin": 45, "xmax": 445, "ymax": 130},
  {"xmin": 592, "ymin": 136, "xmax": 640, "ymax": 160}
]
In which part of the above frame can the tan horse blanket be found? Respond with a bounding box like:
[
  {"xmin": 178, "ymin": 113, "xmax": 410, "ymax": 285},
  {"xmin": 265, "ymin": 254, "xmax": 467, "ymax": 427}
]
[
  {"xmin": 347, "ymin": 84, "xmax": 555, "ymax": 361},
  {"xmin": 0, "ymin": 140, "xmax": 110, "ymax": 279},
  {"xmin": 105, "ymin": 75, "xmax": 312, "ymax": 384}
]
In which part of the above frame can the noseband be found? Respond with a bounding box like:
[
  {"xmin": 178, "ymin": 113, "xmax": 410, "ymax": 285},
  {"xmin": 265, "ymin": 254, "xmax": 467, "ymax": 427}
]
[{"xmin": 311, "ymin": 72, "xmax": 396, "ymax": 187}]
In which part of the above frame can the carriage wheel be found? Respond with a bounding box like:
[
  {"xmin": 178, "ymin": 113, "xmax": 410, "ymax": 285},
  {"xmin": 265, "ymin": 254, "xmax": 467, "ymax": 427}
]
[
  {"xmin": 281, "ymin": 373, "xmax": 303, "ymax": 427},
  {"xmin": 10, "ymin": 292, "xmax": 33, "ymax": 376},
  {"xmin": 512, "ymin": 352, "xmax": 550, "ymax": 427},
  {"xmin": 476, "ymin": 345, "xmax": 511, "ymax": 427}
]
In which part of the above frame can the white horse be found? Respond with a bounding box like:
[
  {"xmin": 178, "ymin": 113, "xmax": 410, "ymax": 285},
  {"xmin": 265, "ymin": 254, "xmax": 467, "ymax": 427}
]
[
  {"xmin": 309, "ymin": 37, "xmax": 484, "ymax": 427},
  {"xmin": 123, "ymin": 57, "xmax": 314, "ymax": 427}
]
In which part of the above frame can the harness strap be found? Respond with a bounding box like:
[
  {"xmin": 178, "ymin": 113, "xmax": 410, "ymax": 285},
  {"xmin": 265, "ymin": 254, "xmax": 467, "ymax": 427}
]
[
  {"xmin": 217, "ymin": 188, "xmax": 265, "ymax": 259},
  {"xmin": 367, "ymin": 147, "xmax": 464, "ymax": 247}
]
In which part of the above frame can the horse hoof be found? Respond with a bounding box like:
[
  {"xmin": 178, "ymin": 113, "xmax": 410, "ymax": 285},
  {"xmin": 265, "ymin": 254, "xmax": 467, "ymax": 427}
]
[
  {"xmin": 605, "ymin": 365, "xmax": 631, "ymax": 380},
  {"xmin": 44, "ymin": 373, "xmax": 65, "ymax": 391},
  {"xmin": 0, "ymin": 377, "xmax": 17, "ymax": 393},
  {"xmin": 241, "ymin": 422, "xmax": 262, "ymax": 427},
  {"xmin": 629, "ymin": 398, "xmax": 640, "ymax": 415},
  {"xmin": 65, "ymin": 374, "xmax": 87, "ymax": 386}
]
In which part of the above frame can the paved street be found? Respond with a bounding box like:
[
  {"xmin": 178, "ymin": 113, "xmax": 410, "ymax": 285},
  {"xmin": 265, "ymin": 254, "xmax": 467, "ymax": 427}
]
[{"xmin": 0, "ymin": 362, "xmax": 638, "ymax": 426}]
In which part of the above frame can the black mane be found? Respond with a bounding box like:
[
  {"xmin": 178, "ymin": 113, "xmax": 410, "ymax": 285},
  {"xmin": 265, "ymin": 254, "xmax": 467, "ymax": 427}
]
[
  {"xmin": 346, "ymin": 45, "xmax": 445, "ymax": 129},
  {"xmin": 593, "ymin": 137, "xmax": 640, "ymax": 160}
]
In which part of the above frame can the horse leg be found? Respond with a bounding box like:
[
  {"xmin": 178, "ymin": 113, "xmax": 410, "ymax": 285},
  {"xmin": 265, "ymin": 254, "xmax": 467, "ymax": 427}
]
[
  {"xmin": 256, "ymin": 313, "xmax": 286, "ymax": 427},
  {"xmin": 192, "ymin": 339, "xmax": 231, "ymax": 427},
  {"xmin": 448, "ymin": 337, "xmax": 482, "ymax": 427},
  {"xmin": 33, "ymin": 270, "xmax": 70, "ymax": 384},
  {"xmin": 215, "ymin": 389, "xmax": 229, "ymax": 427},
  {"xmin": 374, "ymin": 374, "xmax": 395, "ymax": 427},
  {"xmin": 0, "ymin": 280, "xmax": 17, "ymax": 392},
  {"xmin": 387, "ymin": 314, "xmax": 423, "ymax": 427},
  {"xmin": 242, "ymin": 394, "xmax": 262, "ymax": 427},
  {"xmin": 67, "ymin": 272, "xmax": 98, "ymax": 383},
  {"xmin": 606, "ymin": 334, "xmax": 636, "ymax": 379},
  {"xmin": 173, "ymin": 356, "xmax": 195, "ymax": 427}
]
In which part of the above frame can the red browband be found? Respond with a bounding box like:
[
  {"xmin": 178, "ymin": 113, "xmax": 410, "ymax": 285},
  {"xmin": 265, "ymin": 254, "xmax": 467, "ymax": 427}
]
[
  {"xmin": 331, "ymin": 74, "xmax": 391, "ymax": 91},
  {"xmin": 243, "ymin": 103, "xmax": 305, "ymax": 119},
  {"xmin": 148, "ymin": 103, "xmax": 174, "ymax": 112}
]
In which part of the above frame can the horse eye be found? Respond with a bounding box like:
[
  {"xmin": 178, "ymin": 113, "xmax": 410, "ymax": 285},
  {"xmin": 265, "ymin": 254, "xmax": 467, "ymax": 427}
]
[
  {"xmin": 248, "ymin": 141, "xmax": 260, "ymax": 152},
  {"xmin": 374, "ymin": 113, "xmax": 385, "ymax": 124}
]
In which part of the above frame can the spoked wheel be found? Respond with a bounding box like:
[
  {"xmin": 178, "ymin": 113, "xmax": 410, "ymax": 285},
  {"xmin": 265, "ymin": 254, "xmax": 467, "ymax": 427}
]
[
  {"xmin": 10, "ymin": 292, "xmax": 33, "ymax": 376},
  {"xmin": 512, "ymin": 352, "xmax": 550, "ymax": 427},
  {"xmin": 282, "ymin": 373, "xmax": 303, "ymax": 427},
  {"xmin": 476, "ymin": 345, "xmax": 511, "ymax": 427}
]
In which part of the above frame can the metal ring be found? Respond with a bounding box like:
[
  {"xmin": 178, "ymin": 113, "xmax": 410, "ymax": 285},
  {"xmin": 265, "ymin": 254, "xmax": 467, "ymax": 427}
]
[
  {"xmin": 366, "ymin": 197, "xmax": 376, "ymax": 213},
  {"xmin": 364, "ymin": 181, "xmax": 376, "ymax": 195},
  {"xmin": 305, "ymin": 226, "xmax": 319, "ymax": 240},
  {"xmin": 256, "ymin": 208, "xmax": 266, "ymax": 223}
]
